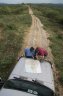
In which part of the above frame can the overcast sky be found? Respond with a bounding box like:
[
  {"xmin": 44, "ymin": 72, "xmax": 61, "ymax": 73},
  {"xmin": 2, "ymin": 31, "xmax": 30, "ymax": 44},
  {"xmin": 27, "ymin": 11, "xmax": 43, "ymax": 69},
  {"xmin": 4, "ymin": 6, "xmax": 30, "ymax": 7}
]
[{"xmin": 0, "ymin": 0, "xmax": 63, "ymax": 4}]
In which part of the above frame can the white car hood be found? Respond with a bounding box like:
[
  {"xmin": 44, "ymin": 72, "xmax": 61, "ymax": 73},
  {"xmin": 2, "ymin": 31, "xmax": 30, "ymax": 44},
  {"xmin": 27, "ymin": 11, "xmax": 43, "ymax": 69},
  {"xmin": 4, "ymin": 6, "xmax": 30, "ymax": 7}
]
[
  {"xmin": 9, "ymin": 58, "xmax": 55, "ymax": 91},
  {"xmin": 0, "ymin": 88, "xmax": 35, "ymax": 96}
]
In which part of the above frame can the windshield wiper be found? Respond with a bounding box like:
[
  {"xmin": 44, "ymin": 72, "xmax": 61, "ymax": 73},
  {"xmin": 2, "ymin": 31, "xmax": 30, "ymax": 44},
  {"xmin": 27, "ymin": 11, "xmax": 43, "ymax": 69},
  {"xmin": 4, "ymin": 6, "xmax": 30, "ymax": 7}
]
[
  {"xmin": 13, "ymin": 76, "xmax": 28, "ymax": 81},
  {"xmin": 13, "ymin": 77, "xmax": 43, "ymax": 87}
]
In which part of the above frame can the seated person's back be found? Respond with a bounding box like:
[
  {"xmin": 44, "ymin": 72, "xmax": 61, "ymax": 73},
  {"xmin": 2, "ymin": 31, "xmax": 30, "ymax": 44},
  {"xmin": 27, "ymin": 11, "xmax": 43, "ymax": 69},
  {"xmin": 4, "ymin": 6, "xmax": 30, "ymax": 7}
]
[
  {"xmin": 25, "ymin": 47, "xmax": 34, "ymax": 58},
  {"xmin": 37, "ymin": 47, "xmax": 48, "ymax": 56},
  {"xmin": 34, "ymin": 47, "xmax": 48, "ymax": 59}
]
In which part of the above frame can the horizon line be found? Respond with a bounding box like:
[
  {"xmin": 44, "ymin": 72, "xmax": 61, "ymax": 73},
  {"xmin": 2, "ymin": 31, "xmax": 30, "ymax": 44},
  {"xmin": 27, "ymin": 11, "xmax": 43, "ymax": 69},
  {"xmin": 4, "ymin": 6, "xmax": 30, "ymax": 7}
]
[{"xmin": 0, "ymin": 2, "xmax": 63, "ymax": 4}]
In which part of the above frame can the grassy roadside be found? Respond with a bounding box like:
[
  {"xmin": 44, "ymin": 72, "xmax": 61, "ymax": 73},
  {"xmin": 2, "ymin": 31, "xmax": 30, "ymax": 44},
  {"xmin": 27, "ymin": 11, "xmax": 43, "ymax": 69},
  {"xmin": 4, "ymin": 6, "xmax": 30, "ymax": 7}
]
[
  {"xmin": 31, "ymin": 4, "xmax": 63, "ymax": 84},
  {"xmin": 0, "ymin": 4, "xmax": 32, "ymax": 80}
]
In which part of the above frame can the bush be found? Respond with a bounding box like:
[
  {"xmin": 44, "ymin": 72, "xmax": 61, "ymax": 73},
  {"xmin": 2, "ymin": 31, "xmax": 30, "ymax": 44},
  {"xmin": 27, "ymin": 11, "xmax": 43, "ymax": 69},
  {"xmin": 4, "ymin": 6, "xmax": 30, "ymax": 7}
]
[
  {"xmin": 6, "ymin": 24, "xmax": 17, "ymax": 30},
  {"xmin": 59, "ymin": 72, "xmax": 63, "ymax": 85},
  {"xmin": 57, "ymin": 33, "xmax": 63, "ymax": 40},
  {"xmin": 58, "ymin": 18, "xmax": 63, "ymax": 25}
]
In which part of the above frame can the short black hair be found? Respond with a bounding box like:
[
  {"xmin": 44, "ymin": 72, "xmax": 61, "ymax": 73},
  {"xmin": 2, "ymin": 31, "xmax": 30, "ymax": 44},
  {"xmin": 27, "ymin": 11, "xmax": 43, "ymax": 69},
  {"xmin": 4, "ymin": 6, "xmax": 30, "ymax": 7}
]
[
  {"xmin": 35, "ymin": 48, "xmax": 38, "ymax": 55},
  {"xmin": 30, "ymin": 47, "xmax": 34, "ymax": 52}
]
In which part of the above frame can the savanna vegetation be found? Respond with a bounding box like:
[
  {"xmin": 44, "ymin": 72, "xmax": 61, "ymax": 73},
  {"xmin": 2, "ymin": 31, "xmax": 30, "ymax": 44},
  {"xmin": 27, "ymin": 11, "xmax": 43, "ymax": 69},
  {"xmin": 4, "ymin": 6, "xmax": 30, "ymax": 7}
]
[
  {"xmin": 31, "ymin": 4, "xmax": 63, "ymax": 84},
  {"xmin": 0, "ymin": 4, "xmax": 31, "ymax": 80}
]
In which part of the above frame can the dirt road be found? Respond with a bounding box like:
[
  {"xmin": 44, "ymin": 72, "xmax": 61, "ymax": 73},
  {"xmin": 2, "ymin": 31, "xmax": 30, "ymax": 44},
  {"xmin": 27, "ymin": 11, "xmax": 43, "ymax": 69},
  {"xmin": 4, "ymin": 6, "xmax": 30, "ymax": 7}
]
[{"xmin": 19, "ymin": 7, "xmax": 53, "ymax": 63}]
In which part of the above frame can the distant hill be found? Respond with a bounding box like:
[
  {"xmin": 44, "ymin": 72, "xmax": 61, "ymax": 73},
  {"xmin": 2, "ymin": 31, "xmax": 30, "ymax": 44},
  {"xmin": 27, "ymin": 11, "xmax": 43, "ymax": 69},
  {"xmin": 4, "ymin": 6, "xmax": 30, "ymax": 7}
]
[
  {"xmin": 43, "ymin": 3, "xmax": 63, "ymax": 7},
  {"xmin": 0, "ymin": 3, "xmax": 63, "ymax": 7},
  {"xmin": 30, "ymin": 3, "xmax": 63, "ymax": 8},
  {"xmin": 0, "ymin": 3, "xmax": 22, "ymax": 6},
  {"xmin": 0, "ymin": 3, "xmax": 7, "ymax": 5}
]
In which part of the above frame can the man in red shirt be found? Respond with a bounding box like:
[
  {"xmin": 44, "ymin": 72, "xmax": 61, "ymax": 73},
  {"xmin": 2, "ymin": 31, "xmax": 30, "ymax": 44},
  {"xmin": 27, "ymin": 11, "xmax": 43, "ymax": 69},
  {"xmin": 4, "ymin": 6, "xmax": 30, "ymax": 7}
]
[{"xmin": 34, "ymin": 47, "xmax": 48, "ymax": 60}]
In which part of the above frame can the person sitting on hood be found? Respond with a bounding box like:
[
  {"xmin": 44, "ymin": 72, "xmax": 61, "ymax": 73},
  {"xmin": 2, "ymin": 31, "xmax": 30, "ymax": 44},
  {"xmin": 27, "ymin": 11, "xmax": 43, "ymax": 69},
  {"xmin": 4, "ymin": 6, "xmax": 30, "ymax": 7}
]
[
  {"xmin": 25, "ymin": 47, "xmax": 35, "ymax": 58},
  {"xmin": 34, "ymin": 47, "xmax": 48, "ymax": 60}
]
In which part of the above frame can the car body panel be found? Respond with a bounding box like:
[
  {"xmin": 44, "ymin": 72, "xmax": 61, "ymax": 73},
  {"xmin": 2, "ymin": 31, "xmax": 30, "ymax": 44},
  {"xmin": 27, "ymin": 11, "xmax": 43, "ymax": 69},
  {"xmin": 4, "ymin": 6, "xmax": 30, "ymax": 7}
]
[
  {"xmin": 0, "ymin": 57, "xmax": 55, "ymax": 96},
  {"xmin": 0, "ymin": 88, "xmax": 35, "ymax": 96}
]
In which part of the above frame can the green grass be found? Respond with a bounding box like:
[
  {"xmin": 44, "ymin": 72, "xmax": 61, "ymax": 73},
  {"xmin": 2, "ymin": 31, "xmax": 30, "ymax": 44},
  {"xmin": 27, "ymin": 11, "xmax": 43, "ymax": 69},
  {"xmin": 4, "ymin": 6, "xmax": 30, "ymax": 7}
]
[
  {"xmin": 0, "ymin": 4, "xmax": 32, "ymax": 80},
  {"xmin": 31, "ymin": 4, "xmax": 63, "ymax": 84},
  {"xmin": 0, "ymin": 4, "xmax": 28, "ymax": 15}
]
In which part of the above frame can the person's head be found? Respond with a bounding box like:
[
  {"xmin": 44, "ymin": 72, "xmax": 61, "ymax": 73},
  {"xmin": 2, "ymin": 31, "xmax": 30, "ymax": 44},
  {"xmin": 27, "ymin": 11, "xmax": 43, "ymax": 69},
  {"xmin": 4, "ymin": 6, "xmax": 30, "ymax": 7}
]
[
  {"xmin": 35, "ymin": 47, "xmax": 39, "ymax": 54},
  {"xmin": 35, "ymin": 47, "xmax": 39, "ymax": 51},
  {"xmin": 30, "ymin": 47, "xmax": 34, "ymax": 52}
]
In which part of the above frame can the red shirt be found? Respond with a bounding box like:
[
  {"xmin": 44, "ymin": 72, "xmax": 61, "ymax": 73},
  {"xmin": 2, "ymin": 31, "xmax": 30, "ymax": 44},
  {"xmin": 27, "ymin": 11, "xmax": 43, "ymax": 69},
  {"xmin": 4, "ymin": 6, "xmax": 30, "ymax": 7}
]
[{"xmin": 37, "ymin": 47, "xmax": 48, "ymax": 56}]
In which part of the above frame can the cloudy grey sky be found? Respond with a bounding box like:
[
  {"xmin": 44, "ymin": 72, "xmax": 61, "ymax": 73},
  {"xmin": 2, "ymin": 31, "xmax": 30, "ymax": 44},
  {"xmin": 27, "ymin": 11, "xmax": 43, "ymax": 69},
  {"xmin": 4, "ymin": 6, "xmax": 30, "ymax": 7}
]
[{"xmin": 0, "ymin": 0, "xmax": 63, "ymax": 4}]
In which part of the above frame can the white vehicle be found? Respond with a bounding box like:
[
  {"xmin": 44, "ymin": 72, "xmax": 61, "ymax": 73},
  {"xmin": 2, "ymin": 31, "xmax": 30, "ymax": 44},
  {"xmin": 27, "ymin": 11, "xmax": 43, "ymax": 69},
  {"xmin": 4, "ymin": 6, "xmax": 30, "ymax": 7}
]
[{"xmin": 0, "ymin": 57, "xmax": 55, "ymax": 96}]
